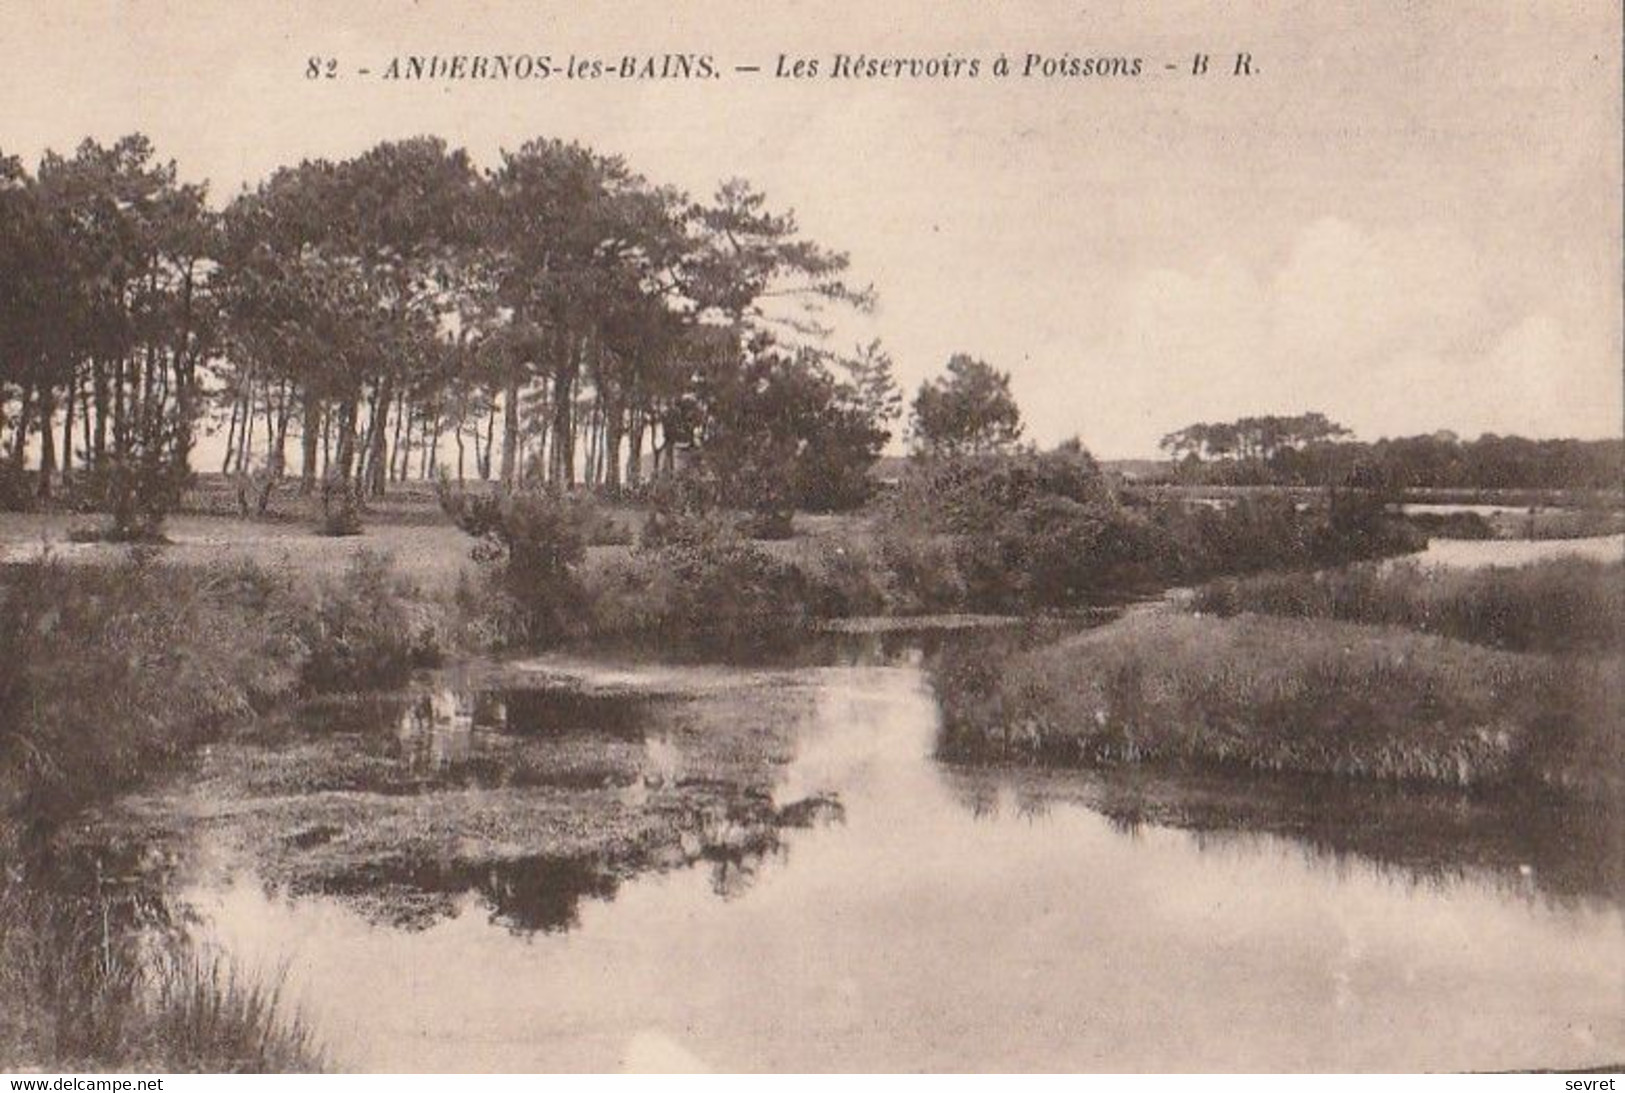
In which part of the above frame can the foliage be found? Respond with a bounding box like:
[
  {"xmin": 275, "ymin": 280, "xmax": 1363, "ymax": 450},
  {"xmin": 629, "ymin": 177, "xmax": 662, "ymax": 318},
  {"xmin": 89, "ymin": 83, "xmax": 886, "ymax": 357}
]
[
  {"xmin": 287, "ymin": 551, "xmax": 441, "ymax": 692},
  {"xmin": 0, "ymin": 551, "xmax": 445, "ymax": 822},
  {"xmin": 0, "ymin": 465, "xmax": 34, "ymax": 512},
  {"xmin": 1160, "ymin": 413, "xmax": 1352, "ymax": 465},
  {"xmin": 909, "ymin": 354, "xmax": 1023, "ymax": 456},
  {"xmin": 313, "ymin": 476, "xmax": 363, "ymax": 537},
  {"xmin": 875, "ymin": 530, "xmax": 968, "ymax": 614},
  {"xmin": 0, "ymin": 556, "xmax": 300, "ymax": 821},
  {"xmin": 0, "ymin": 862, "xmax": 322, "ymax": 1071},
  {"xmin": 593, "ymin": 510, "xmax": 812, "ymax": 640},
  {"xmin": 1146, "ymin": 491, "xmax": 1424, "ymax": 582},
  {"xmin": 678, "ymin": 336, "xmax": 901, "ymax": 519},
  {"xmin": 800, "ymin": 539, "xmax": 890, "ymax": 618},
  {"xmin": 1156, "ymin": 417, "xmax": 1624, "ymax": 492},
  {"xmin": 886, "ymin": 446, "xmax": 1154, "ymax": 611},
  {"xmin": 3, "ymin": 132, "xmax": 877, "ymax": 521},
  {"xmin": 441, "ymin": 486, "xmax": 591, "ymax": 646},
  {"xmin": 1401, "ymin": 510, "xmax": 1495, "ymax": 540}
]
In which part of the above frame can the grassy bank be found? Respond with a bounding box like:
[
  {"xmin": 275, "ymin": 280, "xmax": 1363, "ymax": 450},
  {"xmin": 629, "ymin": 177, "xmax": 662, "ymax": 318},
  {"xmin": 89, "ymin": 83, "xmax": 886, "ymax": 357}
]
[
  {"xmin": 0, "ymin": 552, "xmax": 453, "ymax": 1070},
  {"xmin": 0, "ymin": 871, "xmax": 323, "ymax": 1072},
  {"xmin": 1194, "ymin": 557, "xmax": 1624, "ymax": 654},
  {"xmin": 0, "ymin": 552, "xmax": 445, "ymax": 824},
  {"xmin": 934, "ymin": 610, "xmax": 1622, "ymax": 799}
]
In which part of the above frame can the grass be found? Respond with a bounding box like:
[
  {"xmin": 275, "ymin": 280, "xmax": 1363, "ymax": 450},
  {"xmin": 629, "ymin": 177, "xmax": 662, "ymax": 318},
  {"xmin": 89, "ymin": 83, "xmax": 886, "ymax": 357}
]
[
  {"xmin": 1485, "ymin": 507, "xmax": 1625, "ymax": 540},
  {"xmin": 1192, "ymin": 556, "xmax": 1623, "ymax": 654},
  {"xmin": 143, "ymin": 949, "xmax": 323, "ymax": 1072},
  {"xmin": 933, "ymin": 611, "xmax": 1623, "ymax": 798},
  {"xmin": 0, "ymin": 551, "xmax": 446, "ymax": 823},
  {"xmin": 0, "ymin": 867, "xmax": 323, "ymax": 1072}
]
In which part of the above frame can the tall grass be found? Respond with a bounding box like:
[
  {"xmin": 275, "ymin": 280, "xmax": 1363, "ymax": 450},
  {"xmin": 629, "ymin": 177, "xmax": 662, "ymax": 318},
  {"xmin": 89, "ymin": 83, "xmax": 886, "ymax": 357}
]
[
  {"xmin": 0, "ymin": 870, "xmax": 322, "ymax": 1071},
  {"xmin": 0, "ymin": 551, "xmax": 444, "ymax": 823},
  {"xmin": 1192, "ymin": 557, "xmax": 1624, "ymax": 654},
  {"xmin": 934, "ymin": 612, "xmax": 1622, "ymax": 798},
  {"xmin": 0, "ymin": 554, "xmax": 295, "ymax": 821},
  {"xmin": 145, "ymin": 948, "xmax": 323, "ymax": 1072}
]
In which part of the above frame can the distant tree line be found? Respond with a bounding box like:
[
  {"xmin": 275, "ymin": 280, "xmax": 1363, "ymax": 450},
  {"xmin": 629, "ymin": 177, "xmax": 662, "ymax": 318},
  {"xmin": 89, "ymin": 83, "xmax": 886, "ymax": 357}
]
[
  {"xmin": 0, "ymin": 133, "xmax": 902, "ymax": 527},
  {"xmin": 1159, "ymin": 415, "xmax": 1622, "ymax": 491}
]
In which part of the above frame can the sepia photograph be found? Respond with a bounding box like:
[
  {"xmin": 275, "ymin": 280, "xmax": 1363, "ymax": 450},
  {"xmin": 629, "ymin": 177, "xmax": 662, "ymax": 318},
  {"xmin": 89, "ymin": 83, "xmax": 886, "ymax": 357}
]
[{"xmin": 0, "ymin": 0, "xmax": 1620, "ymax": 1077}]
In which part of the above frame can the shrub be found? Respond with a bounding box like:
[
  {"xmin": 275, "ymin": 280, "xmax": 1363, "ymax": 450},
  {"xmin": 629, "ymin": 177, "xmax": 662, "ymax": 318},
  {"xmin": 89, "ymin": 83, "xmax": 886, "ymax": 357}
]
[
  {"xmin": 313, "ymin": 477, "xmax": 363, "ymax": 537},
  {"xmin": 0, "ymin": 465, "xmax": 35, "ymax": 512},
  {"xmin": 0, "ymin": 556, "xmax": 302, "ymax": 821},
  {"xmin": 287, "ymin": 551, "xmax": 441, "ymax": 692},
  {"xmin": 1148, "ymin": 492, "xmax": 1422, "ymax": 582},
  {"xmin": 875, "ymin": 530, "xmax": 966, "ymax": 614},
  {"xmin": 600, "ymin": 510, "xmax": 812, "ymax": 640},
  {"xmin": 884, "ymin": 448, "xmax": 1159, "ymax": 612},
  {"xmin": 1402, "ymin": 511, "xmax": 1496, "ymax": 540},
  {"xmin": 888, "ymin": 447, "xmax": 1112, "ymax": 536},
  {"xmin": 738, "ymin": 508, "xmax": 796, "ymax": 541},
  {"xmin": 801, "ymin": 539, "xmax": 889, "ymax": 618},
  {"xmin": 0, "ymin": 863, "xmax": 322, "ymax": 1071},
  {"xmin": 52, "ymin": 456, "xmax": 187, "ymax": 542},
  {"xmin": 441, "ymin": 487, "xmax": 590, "ymax": 647}
]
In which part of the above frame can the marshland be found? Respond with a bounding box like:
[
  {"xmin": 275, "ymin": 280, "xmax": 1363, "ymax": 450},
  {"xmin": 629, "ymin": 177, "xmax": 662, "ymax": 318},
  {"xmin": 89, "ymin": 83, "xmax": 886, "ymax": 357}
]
[{"xmin": 1, "ymin": 132, "xmax": 1622, "ymax": 1073}]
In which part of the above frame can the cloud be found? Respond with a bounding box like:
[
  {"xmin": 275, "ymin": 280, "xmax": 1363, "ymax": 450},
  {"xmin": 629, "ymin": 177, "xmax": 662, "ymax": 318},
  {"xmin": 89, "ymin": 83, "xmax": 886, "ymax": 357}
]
[{"xmin": 1059, "ymin": 217, "xmax": 1620, "ymax": 454}]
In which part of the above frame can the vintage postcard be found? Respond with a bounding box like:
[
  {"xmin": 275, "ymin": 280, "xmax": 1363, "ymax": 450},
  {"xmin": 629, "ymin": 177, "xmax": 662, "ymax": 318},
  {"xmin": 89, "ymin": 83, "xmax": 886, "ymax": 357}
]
[{"xmin": 0, "ymin": 0, "xmax": 1620, "ymax": 1076}]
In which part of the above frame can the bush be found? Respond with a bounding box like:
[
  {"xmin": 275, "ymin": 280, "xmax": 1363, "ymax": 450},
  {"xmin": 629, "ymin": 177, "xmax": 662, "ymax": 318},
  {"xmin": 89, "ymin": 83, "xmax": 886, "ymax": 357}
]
[
  {"xmin": 738, "ymin": 508, "xmax": 796, "ymax": 541},
  {"xmin": 801, "ymin": 539, "xmax": 889, "ymax": 618},
  {"xmin": 0, "ymin": 860, "xmax": 323, "ymax": 1071},
  {"xmin": 313, "ymin": 477, "xmax": 363, "ymax": 537},
  {"xmin": 287, "ymin": 551, "xmax": 441, "ymax": 692},
  {"xmin": 441, "ymin": 487, "xmax": 590, "ymax": 647},
  {"xmin": 1402, "ymin": 511, "xmax": 1496, "ymax": 540},
  {"xmin": 596, "ymin": 511, "xmax": 812, "ymax": 640},
  {"xmin": 884, "ymin": 448, "xmax": 1160, "ymax": 612},
  {"xmin": 0, "ymin": 465, "xmax": 35, "ymax": 512},
  {"xmin": 1148, "ymin": 492, "xmax": 1422, "ymax": 582},
  {"xmin": 0, "ymin": 557, "xmax": 301, "ymax": 821}
]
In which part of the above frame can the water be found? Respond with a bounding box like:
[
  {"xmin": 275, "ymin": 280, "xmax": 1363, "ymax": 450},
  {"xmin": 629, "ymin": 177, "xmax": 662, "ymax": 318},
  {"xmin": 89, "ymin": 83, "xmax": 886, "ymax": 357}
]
[
  {"xmin": 1407, "ymin": 533, "xmax": 1624, "ymax": 569},
  {"xmin": 1399, "ymin": 503, "xmax": 1526, "ymax": 516},
  {"xmin": 98, "ymin": 629, "xmax": 1619, "ymax": 1073}
]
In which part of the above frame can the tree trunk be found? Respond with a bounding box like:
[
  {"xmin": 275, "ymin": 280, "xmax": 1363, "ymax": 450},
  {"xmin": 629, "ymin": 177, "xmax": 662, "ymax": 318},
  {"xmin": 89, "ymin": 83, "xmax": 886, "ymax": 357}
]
[
  {"xmin": 335, "ymin": 399, "xmax": 358, "ymax": 485},
  {"xmin": 481, "ymin": 402, "xmax": 497, "ymax": 480},
  {"xmin": 91, "ymin": 359, "xmax": 108, "ymax": 467},
  {"xmin": 60, "ymin": 367, "xmax": 76, "ymax": 485},
  {"xmin": 270, "ymin": 382, "xmax": 291, "ymax": 479},
  {"xmin": 499, "ymin": 377, "xmax": 520, "ymax": 488},
  {"xmin": 35, "ymin": 386, "xmax": 56, "ymax": 500},
  {"xmin": 10, "ymin": 384, "xmax": 33, "ymax": 470},
  {"xmin": 551, "ymin": 367, "xmax": 574, "ymax": 487},
  {"xmin": 626, "ymin": 408, "xmax": 645, "ymax": 487},
  {"xmin": 299, "ymin": 395, "xmax": 320, "ymax": 493},
  {"xmin": 367, "ymin": 378, "xmax": 393, "ymax": 498}
]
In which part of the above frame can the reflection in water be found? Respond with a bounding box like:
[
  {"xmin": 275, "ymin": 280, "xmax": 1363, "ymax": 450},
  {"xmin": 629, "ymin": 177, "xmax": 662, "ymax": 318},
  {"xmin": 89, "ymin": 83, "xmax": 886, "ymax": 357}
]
[
  {"xmin": 304, "ymin": 854, "xmax": 622, "ymax": 934},
  {"xmin": 943, "ymin": 764, "xmax": 1625, "ymax": 908},
  {"xmin": 0, "ymin": 835, "xmax": 193, "ymax": 1062},
  {"xmin": 46, "ymin": 624, "xmax": 1625, "ymax": 1071}
]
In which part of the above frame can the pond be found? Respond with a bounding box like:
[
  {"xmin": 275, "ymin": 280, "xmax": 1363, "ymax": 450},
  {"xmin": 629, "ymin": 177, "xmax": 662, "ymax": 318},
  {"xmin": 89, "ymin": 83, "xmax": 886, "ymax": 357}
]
[{"xmin": 55, "ymin": 626, "xmax": 1625, "ymax": 1072}]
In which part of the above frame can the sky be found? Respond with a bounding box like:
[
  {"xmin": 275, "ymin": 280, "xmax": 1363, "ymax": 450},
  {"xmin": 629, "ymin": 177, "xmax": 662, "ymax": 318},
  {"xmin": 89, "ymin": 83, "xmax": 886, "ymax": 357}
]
[{"xmin": 0, "ymin": 0, "xmax": 1619, "ymax": 457}]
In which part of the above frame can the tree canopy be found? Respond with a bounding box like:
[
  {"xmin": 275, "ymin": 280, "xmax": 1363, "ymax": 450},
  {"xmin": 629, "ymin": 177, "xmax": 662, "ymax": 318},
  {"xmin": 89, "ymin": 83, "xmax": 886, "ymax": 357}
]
[
  {"xmin": 909, "ymin": 353, "xmax": 1023, "ymax": 457},
  {"xmin": 0, "ymin": 132, "xmax": 902, "ymax": 521}
]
